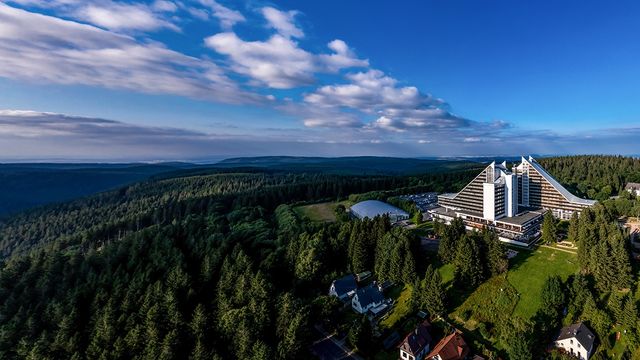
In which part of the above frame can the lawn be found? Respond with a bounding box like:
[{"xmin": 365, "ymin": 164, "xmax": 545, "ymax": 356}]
[
  {"xmin": 439, "ymin": 263, "xmax": 455, "ymax": 287},
  {"xmin": 440, "ymin": 246, "xmax": 580, "ymax": 356},
  {"xmin": 506, "ymin": 246, "xmax": 579, "ymax": 319},
  {"xmin": 452, "ymin": 276, "xmax": 519, "ymax": 333},
  {"xmin": 379, "ymin": 285, "xmax": 413, "ymax": 330},
  {"xmin": 293, "ymin": 200, "xmax": 353, "ymax": 222}
]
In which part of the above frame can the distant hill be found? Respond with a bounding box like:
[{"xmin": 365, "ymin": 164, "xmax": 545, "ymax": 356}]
[
  {"xmin": 0, "ymin": 163, "xmax": 194, "ymax": 217},
  {"xmin": 0, "ymin": 157, "xmax": 483, "ymax": 217},
  {"xmin": 214, "ymin": 156, "xmax": 482, "ymax": 175}
]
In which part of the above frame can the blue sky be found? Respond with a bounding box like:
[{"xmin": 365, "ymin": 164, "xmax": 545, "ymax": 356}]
[{"xmin": 1, "ymin": 0, "xmax": 639, "ymax": 161}]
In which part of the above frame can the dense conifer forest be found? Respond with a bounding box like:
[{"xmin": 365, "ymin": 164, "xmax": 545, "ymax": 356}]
[
  {"xmin": 0, "ymin": 155, "xmax": 639, "ymax": 359},
  {"xmin": 0, "ymin": 168, "xmax": 476, "ymax": 359},
  {"xmin": 538, "ymin": 155, "xmax": 640, "ymax": 200}
]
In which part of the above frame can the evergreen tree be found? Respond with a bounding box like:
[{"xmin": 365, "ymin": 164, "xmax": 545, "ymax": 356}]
[
  {"xmin": 483, "ymin": 228, "xmax": 508, "ymax": 276},
  {"xmin": 438, "ymin": 217, "xmax": 465, "ymax": 263},
  {"xmin": 453, "ymin": 234, "xmax": 485, "ymax": 289},
  {"xmin": 347, "ymin": 316, "xmax": 372, "ymax": 354},
  {"xmin": 567, "ymin": 211, "xmax": 579, "ymax": 241},
  {"xmin": 507, "ymin": 333, "xmax": 533, "ymax": 360},
  {"xmin": 607, "ymin": 293, "xmax": 625, "ymax": 325},
  {"xmin": 611, "ymin": 231, "xmax": 632, "ymax": 290},
  {"xmin": 542, "ymin": 211, "xmax": 557, "ymax": 244},
  {"xmin": 622, "ymin": 297, "xmax": 638, "ymax": 331},
  {"xmin": 420, "ymin": 265, "xmax": 446, "ymax": 316}
]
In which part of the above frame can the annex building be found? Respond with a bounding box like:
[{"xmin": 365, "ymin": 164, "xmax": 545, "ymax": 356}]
[{"xmin": 430, "ymin": 156, "xmax": 596, "ymax": 246}]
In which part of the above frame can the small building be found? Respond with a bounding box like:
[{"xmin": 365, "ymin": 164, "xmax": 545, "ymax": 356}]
[
  {"xmin": 356, "ymin": 271, "xmax": 372, "ymax": 282},
  {"xmin": 426, "ymin": 330, "xmax": 469, "ymax": 360},
  {"xmin": 399, "ymin": 320, "xmax": 433, "ymax": 360},
  {"xmin": 377, "ymin": 280, "xmax": 394, "ymax": 293},
  {"xmin": 626, "ymin": 182, "xmax": 640, "ymax": 196},
  {"xmin": 554, "ymin": 323, "xmax": 595, "ymax": 360},
  {"xmin": 329, "ymin": 274, "xmax": 357, "ymax": 301},
  {"xmin": 352, "ymin": 284, "xmax": 385, "ymax": 314},
  {"xmin": 350, "ymin": 200, "xmax": 410, "ymax": 223}
]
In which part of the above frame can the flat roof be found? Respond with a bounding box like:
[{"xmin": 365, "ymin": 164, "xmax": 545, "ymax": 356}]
[
  {"xmin": 430, "ymin": 206, "xmax": 543, "ymax": 226},
  {"xmin": 496, "ymin": 210, "xmax": 544, "ymax": 226}
]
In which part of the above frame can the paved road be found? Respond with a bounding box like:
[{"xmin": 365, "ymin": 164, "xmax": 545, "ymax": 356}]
[{"xmin": 310, "ymin": 326, "xmax": 362, "ymax": 360}]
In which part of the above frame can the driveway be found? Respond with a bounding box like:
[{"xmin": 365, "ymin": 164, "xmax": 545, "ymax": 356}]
[{"xmin": 310, "ymin": 326, "xmax": 362, "ymax": 360}]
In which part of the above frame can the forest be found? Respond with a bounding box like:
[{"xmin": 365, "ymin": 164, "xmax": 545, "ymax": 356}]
[
  {"xmin": 0, "ymin": 168, "xmax": 476, "ymax": 359},
  {"xmin": 0, "ymin": 155, "xmax": 638, "ymax": 359}
]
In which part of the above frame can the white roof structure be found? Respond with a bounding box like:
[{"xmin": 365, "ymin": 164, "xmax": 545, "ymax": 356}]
[{"xmin": 350, "ymin": 200, "xmax": 409, "ymax": 220}]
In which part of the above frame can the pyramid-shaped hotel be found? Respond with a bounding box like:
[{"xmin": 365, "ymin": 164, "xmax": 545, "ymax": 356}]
[{"xmin": 429, "ymin": 156, "xmax": 596, "ymax": 246}]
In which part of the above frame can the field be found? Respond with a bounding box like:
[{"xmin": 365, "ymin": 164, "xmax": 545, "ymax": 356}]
[
  {"xmin": 440, "ymin": 246, "xmax": 580, "ymax": 356},
  {"xmin": 379, "ymin": 285, "xmax": 413, "ymax": 330},
  {"xmin": 506, "ymin": 246, "xmax": 579, "ymax": 319},
  {"xmin": 294, "ymin": 200, "xmax": 353, "ymax": 222}
]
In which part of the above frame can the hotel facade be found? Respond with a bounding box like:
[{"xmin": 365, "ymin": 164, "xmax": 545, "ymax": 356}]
[{"xmin": 430, "ymin": 156, "xmax": 596, "ymax": 246}]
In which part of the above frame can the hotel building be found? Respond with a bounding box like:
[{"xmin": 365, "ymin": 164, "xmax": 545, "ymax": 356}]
[{"xmin": 430, "ymin": 156, "xmax": 596, "ymax": 246}]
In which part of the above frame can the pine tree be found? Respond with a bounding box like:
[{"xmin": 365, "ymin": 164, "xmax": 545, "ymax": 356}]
[
  {"xmin": 542, "ymin": 211, "xmax": 557, "ymax": 244},
  {"xmin": 507, "ymin": 333, "xmax": 533, "ymax": 360},
  {"xmin": 607, "ymin": 293, "xmax": 624, "ymax": 324},
  {"xmin": 611, "ymin": 232, "xmax": 632, "ymax": 290},
  {"xmin": 540, "ymin": 276, "xmax": 565, "ymax": 312},
  {"xmin": 348, "ymin": 315, "xmax": 372, "ymax": 354},
  {"xmin": 277, "ymin": 308, "xmax": 309, "ymax": 359},
  {"xmin": 567, "ymin": 211, "xmax": 579, "ymax": 242},
  {"xmin": 438, "ymin": 217, "xmax": 465, "ymax": 263},
  {"xmin": 421, "ymin": 265, "xmax": 445, "ymax": 316},
  {"xmin": 453, "ymin": 235, "xmax": 484, "ymax": 289},
  {"xmin": 484, "ymin": 229, "xmax": 508, "ymax": 276},
  {"xmin": 389, "ymin": 243, "xmax": 404, "ymax": 282},
  {"xmin": 622, "ymin": 297, "xmax": 638, "ymax": 331}
]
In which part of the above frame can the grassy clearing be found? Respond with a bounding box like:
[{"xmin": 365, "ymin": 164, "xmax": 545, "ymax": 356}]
[
  {"xmin": 379, "ymin": 285, "xmax": 413, "ymax": 329},
  {"xmin": 452, "ymin": 276, "xmax": 518, "ymax": 332},
  {"xmin": 439, "ymin": 263, "xmax": 455, "ymax": 287},
  {"xmin": 293, "ymin": 200, "xmax": 353, "ymax": 222},
  {"xmin": 507, "ymin": 246, "xmax": 579, "ymax": 319}
]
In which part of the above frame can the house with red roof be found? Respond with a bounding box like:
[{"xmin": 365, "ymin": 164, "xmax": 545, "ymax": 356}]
[{"xmin": 425, "ymin": 330, "xmax": 469, "ymax": 360}]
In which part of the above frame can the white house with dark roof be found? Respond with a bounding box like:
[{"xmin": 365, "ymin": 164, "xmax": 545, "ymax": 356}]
[
  {"xmin": 554, "ymin": 323, "xmax": 596, "ymax": 360},
  {"xmin": 329, "ymin": 274, "xmax": 357, "ymax": 301},
  {"xmin": 351, "ymin": 284, "xmax": 385, "ymax": 314}
]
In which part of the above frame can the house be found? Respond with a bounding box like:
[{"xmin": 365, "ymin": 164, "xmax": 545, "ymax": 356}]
[
  {"xmin": 378, "ymin": 280, "xmax": 394, "ymax": 292},
  {"xmin": 426, "ymin": 330, "xmax": 469, "ymax": 360},
  {"xmin": 356, "ymin": 271, "xmax": 372, "ymax": 282},
  {"xmin": 329, "ymin": 274, "xmax": 357, "ymax": 301},
  {"xmin": 626, "ymin": 182, "xmax": 640, "ymax": 196},
  {"xmin": 399, "ymin": 320, "xmax": 433, "ymax": 360},
  {"xmin": 352, "ymin": 284, "xmax": 385, "ymax": 314},
  {"xmin": 554, "ymin": 323, "xmax": 595, "ymax": 360}
]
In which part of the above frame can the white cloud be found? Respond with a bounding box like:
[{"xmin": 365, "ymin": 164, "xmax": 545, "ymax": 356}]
[
  {"xmin": 75, "ymin": 2, "xmax": 179, "ymax": 32},
  {"xmin": 152, "ymin": 0, "xmax": 177, "ymax": 12},
  {"xmin": 198, "ymin": 0, "xmax": 245, "ymax": 30},
  {"xmin": 261, "ymin": 6, "xmax": 303, "ymax": 39},
  {"xmin": 300, "ymin": 68, "xmax": 496, "ymax": 137},
  {"xmin": 8, "ymin": 0, "xmax": 179, "ymax": 32},
  {"xmin": 0, "ymin": 3, "xmax": 263, "ymax": 104},
  {"xmin": 205, "ymin": 33, "xmax": 367, "ymax": 89},
  {"xmin": 305, "ymin": 70, "xmax": 442, "ymax": 110},
  {"xmin": 205, "ymin": 32, "xmax": 315, "ymax": 88}
]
